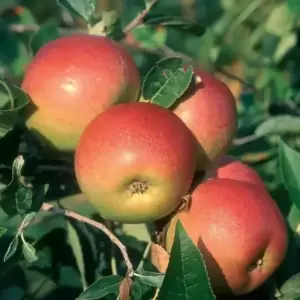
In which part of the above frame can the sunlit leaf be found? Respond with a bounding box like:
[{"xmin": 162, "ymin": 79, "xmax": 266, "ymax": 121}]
[
  {"xmin": 89, "ymin": 10, "xmax": 125, "ymax": 40},
  {"xmin": 135, "ymin": 267, "xmax": 164, "ymax": 288},
  {"xmin": 255, "ymin": 115, "xmax": 300, "ymax": 137},
  {"xmin": 265, "ymin": 3, "xmax": 295, "ymax": 37},
  {"xmin": 142, "ymin": 57, "xmax": 194, "ymax": 108},
  {"xmin": 132, "ymin": 25, "xmax": 166, "ymax": 49},
  {"xmin": 21, "ymin": 234, "xmax": 39, "ymax": 263},
  {"xmin": 4, "ymin": 234, "xmax": 19, "ymax": 262}
]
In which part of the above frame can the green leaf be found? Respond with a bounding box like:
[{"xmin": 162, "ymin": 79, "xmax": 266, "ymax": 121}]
[
  {"xmin": 31, "ymin": 183, "xmax": 49, "ymax": 213},
  {"xmin": 18, "ymin": 183, "xmax": 48, "ymax": 217},
  {"xmin": 13, "ymin": 6, "xmax": 36, "ymax": 25},
  {"xmin": 142, "ymin": 57, "xmax": 194, "ymax": 108},
  {"xmin": 131, "ymin": 280, "xmax": 143, "ymax": 300},
  {"xmin": 255, "ymin": 115, "xmax": 300, "ymax": 137},
  {"xmin": 132, "ymin": 25, "xmax": 166, "ymax": 49},
  {"xmin": 89, "ymin": 10, "xmax": 125, "ymax": 40},
  {"xmin": 158, "ymin": 221, "xmax": 216, "ymax": 300},
  {"xmin": 119, "ymin": 0, "xmax": 146, "ymax": 27},
  {"xmin": 3, "ymin": 212, "xmax": 38, "ymax": 262},
  {"xmin": 288, "ymin": 0, "xmax": 300, "ymax": 14},
  {"xmin": 57, "ymin": 0, "xmax": 96, "ymax": 24},
  {"xmin": 287, "ymin": 204, "xmax": 300, "ymax": 234},
  {"xmin": 272, "ymin": 71, "xmax": 292, "ymax": 100},
  {"xmin": 29, "ymin": 23, "xmax": 61, "ymax": 56},
  {"xmin": 66, "ymin": 220, "xmax": 88, "ymax": 290},
  {"xmin": 0, "ymin": 1, "xmax": 16, "ymax": 11},
  {"xmin": 0, "ymin": 226, "xmax": 7, "ymax": 238},
  {"xmin": 0, "ymin": 287, "xmax": 25, "ymax": 300},
  {"xmin": 25, "ymin": 269, "xmax": 57, "ymax": 298},
  {"xmin": 143, "ymin": 15, "xmax": 205, "ymax": 37},
  {"xmin": 15, "ymin": 185, "xmax": 33, "ymax": 216},
  {"xmin": 274, "ymin": 33, "xmax": 297, "ymax": 63},
  {"xmin": 21, "ymin": 234, "xmax": 39, "ymax": 263},
  {"xmin": 0, "ymin": 127, "xmax": 23, "ymax": 167},
  {"xmin": 0, "ymin": 83, "xmax": 29, "ymax": 137},
  {"xmin": 135, "ymin": 267, "xmax": 164, "ymax": 288},
  {"xmin": 0, "ymin": 155, "xmax": 26, "ymax": 216},
  {"xmin": 0, "ymin": 156, "xmax": 47, "ymax": 217},
  {"xmin": 278, "ymin": 273, "xmax": 300, "ymax": 299},
  {"xmin": 76, "ymin": 275, "xmax": 124, "ymax": 300},
  {"xmin": 0, "ymin": 29, "xmax": 30, "ymax": 78},
  {"xmin": 4, "ymin": 234, "xmax": 19, "ymax": 262},
  {"xmin": 279, "ymin": 139, "xmax": 300, "ymax": 211},
  {"xmin": 255, "ymin": 68, "xmax": 273, "ymax": 90}
]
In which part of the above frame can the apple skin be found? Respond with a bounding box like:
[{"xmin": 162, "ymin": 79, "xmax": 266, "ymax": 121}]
[
  {"xmin": 205, "ymin": 155, "xmax": 266, "ymax": 189},
  {"xmin": 172, "ymin": 69, "xmax": 237, "ymax": 171},
  {"xmin": 165, "ymin": 178, "xmax": 287, "ymax": 295},
  {"xmin": 21, "ymin": 34, "xmax": 140, "ymax": 156},
  {"xmin": 74, "ymin": 102, "xmax": 198, "ymax": 224}
]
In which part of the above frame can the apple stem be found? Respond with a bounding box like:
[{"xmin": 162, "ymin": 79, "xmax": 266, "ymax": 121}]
[{"xmin": 41, "ymin": 203, "xmax": 135, "ymax": 277}]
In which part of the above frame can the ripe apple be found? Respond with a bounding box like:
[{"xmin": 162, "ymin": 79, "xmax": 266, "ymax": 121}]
[
  {"xmin": 21, "ymin": 34, "xmax": 140, "ymax": 156},
  {"xmin": 172, "ymin": 69, "xmax": 237, "ymax": 171},
  {"xmin": 74, "ymin": 102, "xmax": 198, "ymax": 224},
  {"xmin": 165, "ymin": 178, "xmax": 287, "ymax": 295},
  {"xmin": 206, "ymin": 155, "xmax": 266, "ymax": 189}
]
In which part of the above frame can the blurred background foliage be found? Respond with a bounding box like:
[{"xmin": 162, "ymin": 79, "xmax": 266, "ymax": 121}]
[{"xmin": 0, "ymin": 0, "xmax": 300, "ymax": 299}]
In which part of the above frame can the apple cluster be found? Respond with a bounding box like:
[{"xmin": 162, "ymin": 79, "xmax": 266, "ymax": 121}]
[{"xmin": 21, "ymin": 34, "xmax": 288, "ymax": 296}]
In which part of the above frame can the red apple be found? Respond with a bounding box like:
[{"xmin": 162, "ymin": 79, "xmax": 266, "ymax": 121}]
[
  {"xmin": 74, "ymin": 102, "xmax": 198, "ymax": 223},
  {"xmin": 173, "ymin": 69, "xmax": 237, "ymax": 170},
  {"xmin": 206, "ymin": 155, "xmax": 266, "ymax": 189},
  {"xmin": 165, "ymin": 178, "xmax": 287, "ymax": 295},
  {"xmin": 21, "ymin": 34, "xmax": 140, "ymax": 155}
]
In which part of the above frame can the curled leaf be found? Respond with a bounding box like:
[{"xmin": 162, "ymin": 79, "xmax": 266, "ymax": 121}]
[{"xmin": 119, "ymin": 277, "xmax": 133, "ymax": 300}]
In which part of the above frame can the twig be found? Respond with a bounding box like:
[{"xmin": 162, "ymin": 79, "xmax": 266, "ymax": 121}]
[
  {"xmin": 41, "ymin": 203, "xmax": 134, "ymax": 277},
  {"xmin": 233, "ymin": 134, "xmax": 264, "ymax": 146},
  {"xmin": 123, "ymin": 0, "xmax": 158, "ymax": 34},
  {"xmin": 123, "ymin": 41, "xmax": 254, "ymax": 91},
  {"xmin": 162, "ymin": 46, "xmax": 193, "ymax": 62},
  {"xmin": 8, "ymin": 23, "xmax": 86, "ymax": 35},
  {"xmin": 8, "ymin": 21, "xmax": 252, "ymax": 92},
  {"xmin": 216, "ymin": 67, "xmax": 256, "ymax": 91}
]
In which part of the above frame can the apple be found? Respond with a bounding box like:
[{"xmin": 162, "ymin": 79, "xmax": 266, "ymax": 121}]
[
  {"xmin": 165, "ymin": 178, "xmax": 287, "ymax": 295},
  {"xmin": 205, "ymin": 155, "xmax": 266, "ymax": 189},
  {"xmin": 21, "ymin": 34, "xmax": 140, "ymax": 156},
  {"xmin": 74, "ymin": 102, "xmax": 198, "ymax": 224},
  {"xmin": 172, "ymin": 69, "xmax": 237, "ymax": 171}
]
